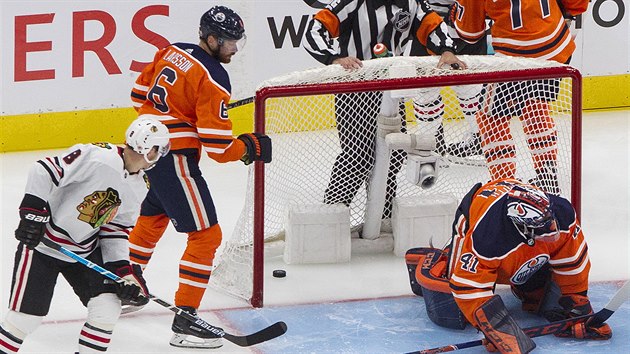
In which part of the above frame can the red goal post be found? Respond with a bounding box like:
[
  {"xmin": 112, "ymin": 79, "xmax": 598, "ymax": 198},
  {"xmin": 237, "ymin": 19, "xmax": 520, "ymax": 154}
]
[{"xmin": 211, "ymin": 56, "xmax": 582, "ymax": 308}]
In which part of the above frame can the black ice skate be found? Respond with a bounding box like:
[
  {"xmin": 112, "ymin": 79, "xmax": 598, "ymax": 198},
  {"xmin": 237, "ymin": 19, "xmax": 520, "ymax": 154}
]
[{"xmin": 170, "ymin": 307, "xmax": 223, "ymax": 349}]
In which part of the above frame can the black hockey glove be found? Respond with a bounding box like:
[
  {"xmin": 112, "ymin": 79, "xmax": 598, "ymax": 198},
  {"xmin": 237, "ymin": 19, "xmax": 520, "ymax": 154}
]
[
  {"xmin": 109, "ymin": 262, "xmax": 150, "ymax": 306},
  {"xmin": 238, "ymin": 133, "xmax": 272, "ymax": 165},
  {"xmin": 15, "ymin": 206, "xmax": 50, "ymax": 250}
]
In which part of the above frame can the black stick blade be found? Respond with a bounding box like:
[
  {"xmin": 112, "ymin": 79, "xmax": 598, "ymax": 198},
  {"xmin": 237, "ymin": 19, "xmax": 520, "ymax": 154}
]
[{"xmin": 223, "ymin": 321, "xmax": 287, "ymax": 347}]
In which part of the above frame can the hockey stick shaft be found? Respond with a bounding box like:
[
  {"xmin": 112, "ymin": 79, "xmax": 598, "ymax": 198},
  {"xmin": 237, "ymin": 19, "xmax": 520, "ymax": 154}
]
[
  {"xmin": 411, "ymin": 280, "xmax": 629, "ymax": 354},
  {"xmin": 227, "ymin": 96, "xmax": 254, "ymax": 109},
  {"xmin": 41, "ymin": 238, "xmax": 287, "ymax": 347}
]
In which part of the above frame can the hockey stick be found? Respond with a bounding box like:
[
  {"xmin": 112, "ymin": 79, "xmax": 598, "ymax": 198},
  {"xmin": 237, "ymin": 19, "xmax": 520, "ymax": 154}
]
[
  {"xmin": 40, "ymin": 238, "xmax": 287, "ymax": 347},
  {"xmin": 408, "ymin": 280, "xmax": 629, "ymax": 354},
  {"xmin": 227, "ymin": 96, "xmax": 254, "ymax": 110}
]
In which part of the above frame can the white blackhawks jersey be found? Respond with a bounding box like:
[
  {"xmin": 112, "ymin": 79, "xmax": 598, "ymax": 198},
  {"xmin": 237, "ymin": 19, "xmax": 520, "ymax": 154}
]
[{"xmin": 25, "ymin": 143, "xmax": 149, "ymax": 264}]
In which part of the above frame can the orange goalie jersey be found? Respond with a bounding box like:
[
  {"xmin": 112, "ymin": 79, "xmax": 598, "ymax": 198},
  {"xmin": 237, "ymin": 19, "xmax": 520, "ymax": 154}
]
[
  {"xmin": 453, "ymin": 0, "xmax": 589, "ymax": 63},
  {"xmin": 448, "ymin": 179, "xmax": 590, "ymax": 326},
  {"xmin": 131, "ymin": 42, "xmax": 245, "ymax": 162}
]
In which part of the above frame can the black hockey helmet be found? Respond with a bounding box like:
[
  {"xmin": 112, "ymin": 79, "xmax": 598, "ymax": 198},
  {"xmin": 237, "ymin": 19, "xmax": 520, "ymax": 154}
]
[{"xmin": 199, "ymin": 5, "xmax": 245, "ymax": 41}]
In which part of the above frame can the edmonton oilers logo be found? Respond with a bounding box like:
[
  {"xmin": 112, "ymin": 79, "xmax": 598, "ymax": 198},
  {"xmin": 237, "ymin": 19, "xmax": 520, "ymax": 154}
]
[
  {"xmin": 511, "ymin": 255, "xmax": 549, "ymax": 285},
  {"xmin": 392, "ymin": 10, "xmax": 411, "ymax": 32},
  {"xmin": 507, "ymin": 201, "xmax": 541, "ymax": 219}
]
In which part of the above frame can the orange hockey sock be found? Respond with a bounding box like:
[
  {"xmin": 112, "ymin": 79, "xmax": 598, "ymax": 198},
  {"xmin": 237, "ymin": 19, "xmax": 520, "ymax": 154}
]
[{"xmin": 174, "ymin": 224, "xmax": 223, "ymax": 309}]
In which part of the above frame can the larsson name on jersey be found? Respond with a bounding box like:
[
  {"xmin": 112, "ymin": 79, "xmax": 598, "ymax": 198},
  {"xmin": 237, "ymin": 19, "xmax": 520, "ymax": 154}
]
[{"xmin": 162, "ymin": 50, "xmax": 193, "ymax": 73}]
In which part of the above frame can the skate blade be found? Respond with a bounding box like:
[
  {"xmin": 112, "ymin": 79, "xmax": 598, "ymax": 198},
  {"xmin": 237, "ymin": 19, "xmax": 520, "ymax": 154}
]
[
  {"xmin": 120, "ymin": 304, "xmax": 145, "ymax": 315},
  {"xmin": 169, "ymin": 333, "xmax": 223, "ymax": 349}
]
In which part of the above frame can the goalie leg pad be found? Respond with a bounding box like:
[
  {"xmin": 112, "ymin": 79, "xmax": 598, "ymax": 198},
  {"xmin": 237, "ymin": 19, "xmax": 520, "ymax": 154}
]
[
  {"xmin": 404, "ymin": 247, "xmax": 438, "ymax": 296},
  {"xmin": 474, "ymin": 295, "xmax": 536, "ymax": 354},
  {"xmin": 415, "ymin": 249, "xmax": 468, "ymax": 329}
]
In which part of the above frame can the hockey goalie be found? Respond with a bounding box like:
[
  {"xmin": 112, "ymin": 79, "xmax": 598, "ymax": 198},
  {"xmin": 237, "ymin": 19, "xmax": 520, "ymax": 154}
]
[{"xmin": 405, "ymin": 179, "xmax": 612, "ymax": 353}]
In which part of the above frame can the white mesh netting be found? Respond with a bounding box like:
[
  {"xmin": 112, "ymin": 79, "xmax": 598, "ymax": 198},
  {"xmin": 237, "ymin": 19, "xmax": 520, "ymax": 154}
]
[{"xmin": 210, "ymin": 55, "xmax": 580, "ymax": 306}]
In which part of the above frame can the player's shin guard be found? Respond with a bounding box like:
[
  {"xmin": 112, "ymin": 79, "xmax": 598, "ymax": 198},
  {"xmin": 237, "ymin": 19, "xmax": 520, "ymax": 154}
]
[
  {"xmin": 78, "ymin": 293, "xmax": 120, "ymax": 353},
  {"xmin": 413, "ymin": 93, "xmax": 446, "ymax": 154},
  {"xmin": 128, "ymin": 214, "xmax": 170, "ymax": 269},
  {"xmin": 0, "ymin": 324, "xmax": 24, "ymax": 354},
  {"xmin": 170, "ymin": 225, "xmax": 222, "ymax": 348},
  {"xmin": 446, "ymin": 90, "xmax": 483, "ymax": 157},
  {"xmin": 520, "ymin": 101, "xmax": 559, "ymax": 194},
  {"xmin": 0, "ymin": 311, "xmax": 42, "ymax": 353},
  {"xmin": 477, "ymin": 112, "xmax": 516, "ymax": 180},
  {"xmin": 78, "ymin": 323, "xmax": 113, "ymax": 353},
  {"xmin": 174, "ymin": 224, "xmax": 222, "ymax": 309}
]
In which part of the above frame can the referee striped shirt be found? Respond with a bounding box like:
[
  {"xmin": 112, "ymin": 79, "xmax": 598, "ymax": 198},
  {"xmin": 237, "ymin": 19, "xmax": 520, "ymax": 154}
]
[{"xmin": 303, "ymin": 0, "xmax": 455, "ymax": 65}]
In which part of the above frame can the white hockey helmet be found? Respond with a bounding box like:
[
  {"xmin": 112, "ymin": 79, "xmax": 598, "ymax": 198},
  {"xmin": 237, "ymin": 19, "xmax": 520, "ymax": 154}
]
[{"xmin": 125, "ymin": 116, "xmax": 171, "ymax": 164}]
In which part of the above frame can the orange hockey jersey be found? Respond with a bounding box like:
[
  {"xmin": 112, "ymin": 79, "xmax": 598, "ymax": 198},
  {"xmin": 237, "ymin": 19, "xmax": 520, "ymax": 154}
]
[
  {"xmin": 453, "ymin": 0, "xmax": 589, "ymax": 63},
  {"xmin": 448, "ymin": 179, "xmax": 590, "ymax": 327},
  {"xmin": 131, "ymin": 43, "xmax": 245, "ymax": 162}
]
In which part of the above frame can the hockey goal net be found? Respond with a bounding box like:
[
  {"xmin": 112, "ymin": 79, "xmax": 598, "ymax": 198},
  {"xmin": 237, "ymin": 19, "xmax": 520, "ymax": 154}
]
[{"xmin": 211, "ymin": 55, "xmax": 582, "ymax": 307}]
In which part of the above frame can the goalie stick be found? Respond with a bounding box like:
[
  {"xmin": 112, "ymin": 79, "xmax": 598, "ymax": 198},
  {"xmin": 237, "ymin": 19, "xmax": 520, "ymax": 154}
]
[
  {"xmin": 408, "ymin": 280, "xmax": 629, "ymax": 354},
  {"xmin": 41, "ymin": 238, "xmax": 287, "ymax": 347}
]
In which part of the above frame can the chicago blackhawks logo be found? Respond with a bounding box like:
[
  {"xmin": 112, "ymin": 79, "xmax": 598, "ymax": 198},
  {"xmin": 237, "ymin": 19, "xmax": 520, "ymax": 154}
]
[
  {"xmin": 77, "ymin": 187, "xmax": 122, "ymax": 228},
  {"xmin": 511, "ymin": 255, "xmax": 549, "ymax": 285}
]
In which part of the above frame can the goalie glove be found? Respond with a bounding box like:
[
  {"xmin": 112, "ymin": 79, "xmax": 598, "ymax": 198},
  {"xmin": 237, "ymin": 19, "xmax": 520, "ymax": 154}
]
[
  {"xmin": 106, "ymin": 262, "xmax": 150, "ymax": 306},
  {"xmin": 547, "ymin": 294, "xmax": 612, "ymax": 340},
  {"xmin": 238, "ymin": 133, "xmax": 272, "ymax": 165},
  {"xmin": 15, "ymin": 194, "xmax": 50, "ymax": 250}
]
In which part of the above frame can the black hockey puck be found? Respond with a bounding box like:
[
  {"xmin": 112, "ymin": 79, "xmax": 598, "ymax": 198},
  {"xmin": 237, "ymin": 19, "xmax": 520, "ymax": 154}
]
[{"xmin": 272, "ymin": 269, "xmax": 286, "ymax": 278}]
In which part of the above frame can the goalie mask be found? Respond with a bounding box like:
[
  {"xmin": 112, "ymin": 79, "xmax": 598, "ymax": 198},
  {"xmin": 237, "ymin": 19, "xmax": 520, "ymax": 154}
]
[
  {"xmin": 199, "ymin": 5, "xmax": 246, "ymax": 51},
  {"xmin": 126, "ymin": 116, "xmax": 171, "ymax": 167},
  {"xmin": 506, "ymin": 184, "xmax": 558, "ymax": 245}
]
